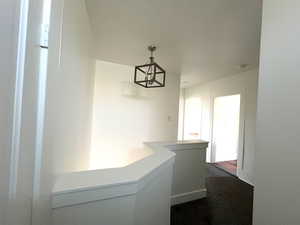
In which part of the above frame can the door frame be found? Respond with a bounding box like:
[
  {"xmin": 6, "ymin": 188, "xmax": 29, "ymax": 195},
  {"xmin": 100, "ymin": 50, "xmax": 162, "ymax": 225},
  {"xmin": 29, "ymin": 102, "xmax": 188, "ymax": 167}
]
[
  {"xmin": 209, "ymin": 88, "xmax": 246, "ymax": 179},
  {"xmin": 7, "ymin": 0, "xmax": 49, "ymax": 224}
]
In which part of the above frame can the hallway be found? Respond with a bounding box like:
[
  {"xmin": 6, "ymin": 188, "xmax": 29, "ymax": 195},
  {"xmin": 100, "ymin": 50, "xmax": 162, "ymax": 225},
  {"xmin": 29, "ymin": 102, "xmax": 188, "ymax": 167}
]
[{"xmin": 171, "ymin": 165, "xmax": 254, "ymax": 225}]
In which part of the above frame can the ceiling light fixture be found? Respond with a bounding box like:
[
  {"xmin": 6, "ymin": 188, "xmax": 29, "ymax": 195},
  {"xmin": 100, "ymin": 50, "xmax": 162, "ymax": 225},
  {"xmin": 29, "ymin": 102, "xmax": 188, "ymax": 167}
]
[{"xmin": 134, "ymin": 45, "xmax": 166, "ymax": 88}]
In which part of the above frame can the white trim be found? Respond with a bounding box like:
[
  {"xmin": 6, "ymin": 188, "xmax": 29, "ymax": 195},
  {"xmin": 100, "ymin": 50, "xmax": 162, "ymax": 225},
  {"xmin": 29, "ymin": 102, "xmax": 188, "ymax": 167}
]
[
  {"xmin": 52, "ymin": 158, "xmax": 175, "ymax": 209},
  {"xmin": 209, "ymin": 92, "xmax": 215, "ymax": 162},
  {"xmin": 58, "ymin": 0, "xmax": 65, "ymax": 66},
  {"xmin": 9, "ymin": 0, "xmax": 30, "ymax": 200},
  {"xmin": 165, "ymin": 142, "xmax": 209, "ymax": 152},
  {"xmin": 237, "ymin": 90, "xmax": 246, "ymax": 179},
  {"xmin": 239, "ymin": 177, "xmax": 254, "ymax": 187},
  {"xmin": 180, "ymin": 88, "xmax": 186, "ymax": 141},
  {"xmin": 32, "ymin": 49, "xmax": 48, "ymax": 202},
  {"xmin": 52, "ymin": 182, "xmax": 138, "ymax": 209},
  {"xmin": 171, "ymin": 189, "xmax": 207, "ymax": 206},
  {"xmin": 145, "ymin": 140, "xmax": 208, "ymax": 151},
  {"xmin": 32, "ymin": 0, "xmax": 52, "ymax": 205},
  {"xmin": 239, "ymin": 173, "xmax": 254, "ymax": 186}
]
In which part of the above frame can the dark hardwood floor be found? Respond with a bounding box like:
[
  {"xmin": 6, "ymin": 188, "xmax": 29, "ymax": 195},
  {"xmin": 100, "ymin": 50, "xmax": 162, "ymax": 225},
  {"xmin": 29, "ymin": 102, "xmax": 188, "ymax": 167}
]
[
  {"xmin": 171, "ymin": 164, "xmax": 254, "ymax": 225},
  {"xmin": 171, "ymin": 199, "xmax": 210, "ymax": 225}
]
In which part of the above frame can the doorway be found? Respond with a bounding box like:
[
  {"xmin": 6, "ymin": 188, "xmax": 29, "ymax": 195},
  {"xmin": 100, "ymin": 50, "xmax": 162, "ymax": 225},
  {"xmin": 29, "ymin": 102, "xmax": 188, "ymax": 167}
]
[{"xmin": 211, "ymin": 94, "xmax": 241, "ymax": 176}]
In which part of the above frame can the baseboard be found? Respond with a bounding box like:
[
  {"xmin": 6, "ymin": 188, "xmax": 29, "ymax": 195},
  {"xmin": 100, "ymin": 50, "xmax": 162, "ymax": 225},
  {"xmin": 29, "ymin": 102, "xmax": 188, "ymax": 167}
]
[
  {"xmin": 238, "ymin": 175, "xmax": 254, "ymax": 187},
  {"xmin": 171, "ymin": 189, "xmax": 207, "ymax": 206}
]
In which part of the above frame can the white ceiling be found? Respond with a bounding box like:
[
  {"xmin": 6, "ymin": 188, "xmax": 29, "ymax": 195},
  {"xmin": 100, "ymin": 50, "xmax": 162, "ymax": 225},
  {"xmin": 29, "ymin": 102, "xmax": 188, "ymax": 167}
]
[{"xmin": 85, "ymin": 0, "xmax": 262, "ymax": 86}]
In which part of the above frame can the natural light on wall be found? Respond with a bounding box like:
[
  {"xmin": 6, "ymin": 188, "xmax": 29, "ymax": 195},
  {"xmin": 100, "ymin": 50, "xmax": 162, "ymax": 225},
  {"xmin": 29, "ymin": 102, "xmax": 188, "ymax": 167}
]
[
  {"xmin": 212, "ymin": 94, "xmax": 241, "ymax": 162},
  {"xmin": 89, "ymin": 144, "xmax": 153, "ymax": 170},
  {"xmin": 183, "ymin": 97, "xmax": 202, "ymax": 140}
]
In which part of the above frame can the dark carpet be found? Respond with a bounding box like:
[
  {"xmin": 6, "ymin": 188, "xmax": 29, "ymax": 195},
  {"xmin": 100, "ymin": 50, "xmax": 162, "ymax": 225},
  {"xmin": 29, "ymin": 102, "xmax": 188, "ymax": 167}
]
[{"xmin": 171, "ymin": 164, "xmax": 254, "ymax": 225}]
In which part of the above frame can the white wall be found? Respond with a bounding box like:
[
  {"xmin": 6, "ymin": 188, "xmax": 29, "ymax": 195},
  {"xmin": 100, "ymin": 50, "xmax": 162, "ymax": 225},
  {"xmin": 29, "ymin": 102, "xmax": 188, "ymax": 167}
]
[
  {"xmin": 183, "ymin": 69, "xmax": 258, "ymax": 184},
  {"xmin": 166, "ymin": 142, "xmax": 208, "ymax": 205},
  {"xmin": 0, "ymin": 0, "xmax": 19, "ymax": 223},
  {"xmin": 47, "ymin": 0, "xmax": 95, "ymax": 174},
  {"xmin": 90, "ymin": 61, "xmax": 180, "ymax": 169},
  {"xmin": 32, "ymin": 0, "xmax": 95, "ymax": 224},
  {"xmin": 52, "ymin": 151, "xmax": 175, "ymax": 225},
  {"xmin": 253, "ymin": 1, "xmax": 300, "ymax": 224}
]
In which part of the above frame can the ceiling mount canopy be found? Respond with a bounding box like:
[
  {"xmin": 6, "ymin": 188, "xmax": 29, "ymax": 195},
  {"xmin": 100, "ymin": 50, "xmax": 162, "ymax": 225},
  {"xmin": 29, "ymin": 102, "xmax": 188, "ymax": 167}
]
[{"xmin": 134, "ymin": 45, "xmax": 166, "ymax": 88}]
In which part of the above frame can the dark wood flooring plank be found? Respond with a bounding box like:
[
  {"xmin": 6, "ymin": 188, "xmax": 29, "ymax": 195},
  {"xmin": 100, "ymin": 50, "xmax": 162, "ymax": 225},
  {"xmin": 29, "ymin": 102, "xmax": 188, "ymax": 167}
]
[{"xmin": 171, "ymin": 164, "xmax": 253, "ymax": 225}]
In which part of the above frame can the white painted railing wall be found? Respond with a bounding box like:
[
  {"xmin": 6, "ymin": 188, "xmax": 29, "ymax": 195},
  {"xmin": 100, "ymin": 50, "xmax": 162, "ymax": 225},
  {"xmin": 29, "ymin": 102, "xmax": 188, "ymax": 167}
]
[
  {"xmin": 51, "ymin": 141, "xmax": 208, "ymax": 225},
  {"xmin": 145, "ymin": 141, "xmax": 208, "ymax": 205}
]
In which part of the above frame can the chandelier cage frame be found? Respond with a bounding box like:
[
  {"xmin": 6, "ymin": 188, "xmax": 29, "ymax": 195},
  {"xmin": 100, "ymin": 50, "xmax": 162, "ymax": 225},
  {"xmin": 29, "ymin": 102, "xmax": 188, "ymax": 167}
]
[{"xmin": 134, "ymin": 46, "xmax": 166, "ymax": 88}]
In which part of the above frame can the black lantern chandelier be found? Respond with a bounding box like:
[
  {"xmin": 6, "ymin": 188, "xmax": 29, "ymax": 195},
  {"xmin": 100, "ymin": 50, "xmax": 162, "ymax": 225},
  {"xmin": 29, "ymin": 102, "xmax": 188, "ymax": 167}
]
[{"xmin": 134, "ymin": 46, "xmax": 166, "ymax": 88}]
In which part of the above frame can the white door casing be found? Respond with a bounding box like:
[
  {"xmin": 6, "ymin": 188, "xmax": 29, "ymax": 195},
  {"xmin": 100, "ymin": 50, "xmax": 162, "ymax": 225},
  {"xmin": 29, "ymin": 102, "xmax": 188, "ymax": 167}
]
[
  {"xmin": 209, "ymin": 88, "xmax": 246, "ymax": 180},
  {"xmin": 7, "ymin": 0, "xmax": 49, "ymax": 224}
]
